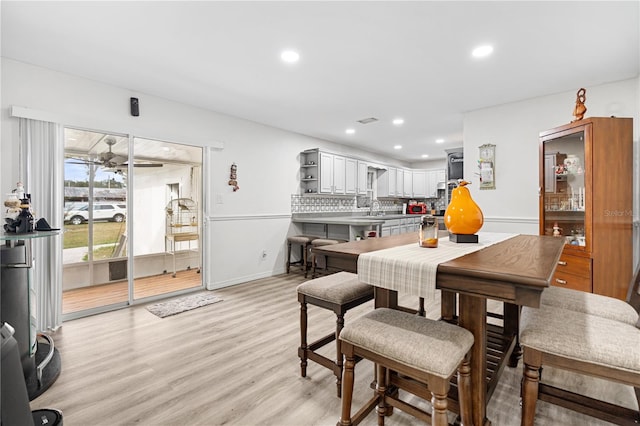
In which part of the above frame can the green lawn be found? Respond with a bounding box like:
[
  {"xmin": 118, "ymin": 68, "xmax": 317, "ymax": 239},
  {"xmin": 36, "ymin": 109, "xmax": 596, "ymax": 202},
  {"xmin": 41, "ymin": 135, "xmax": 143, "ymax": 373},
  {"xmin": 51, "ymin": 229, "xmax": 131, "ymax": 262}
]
[{"xmin": 63, "ymin": 221, "xmax": 127, "ymax": 249}]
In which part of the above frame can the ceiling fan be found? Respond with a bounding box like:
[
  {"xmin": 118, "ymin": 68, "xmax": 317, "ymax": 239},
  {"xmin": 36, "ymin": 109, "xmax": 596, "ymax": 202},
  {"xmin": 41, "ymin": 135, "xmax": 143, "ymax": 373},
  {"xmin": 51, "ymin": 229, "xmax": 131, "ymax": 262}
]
[{"xmin": 67, "ymin": 137, "xmax": 163, "ymax": 170}]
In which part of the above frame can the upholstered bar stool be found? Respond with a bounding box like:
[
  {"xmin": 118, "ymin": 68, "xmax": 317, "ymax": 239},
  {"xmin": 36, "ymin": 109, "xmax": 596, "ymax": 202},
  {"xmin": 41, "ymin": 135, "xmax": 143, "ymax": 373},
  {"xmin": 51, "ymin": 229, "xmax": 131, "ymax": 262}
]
[
  {"xmin": 286, "ymin": 235, "xmax": 317, "ymax": 277},
  {"xmin": 338, "ymin": 308, "xmax": 474, "ymax": 426},
  {"xmin": 310, "ymin": 238, "xmax": 347, "ymax": 278},
  {"xmin": 297, "ymin": 272, "xmax": 374, "ymax": 397},
  {"xmin": 519, "ymin": 268, "xmax": 640, "ymax": 425}
]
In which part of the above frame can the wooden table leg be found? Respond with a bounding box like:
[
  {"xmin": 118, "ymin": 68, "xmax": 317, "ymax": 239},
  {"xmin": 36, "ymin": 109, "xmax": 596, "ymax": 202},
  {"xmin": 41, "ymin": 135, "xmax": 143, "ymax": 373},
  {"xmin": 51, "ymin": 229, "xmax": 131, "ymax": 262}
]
[
  {"xmin": 440, "ymin": 290, "xmax": 457, "ymax": 323},
  {"xmin": 458, "ymin": 293, "xmax": 491, "ymax": 426},
  {"xmin": 503, "ymin": 303, "xmax": 521, "ymax": 367},
  {"xmin": 374, "ymin": 288, "xmax": 398, "ymax": 309}
]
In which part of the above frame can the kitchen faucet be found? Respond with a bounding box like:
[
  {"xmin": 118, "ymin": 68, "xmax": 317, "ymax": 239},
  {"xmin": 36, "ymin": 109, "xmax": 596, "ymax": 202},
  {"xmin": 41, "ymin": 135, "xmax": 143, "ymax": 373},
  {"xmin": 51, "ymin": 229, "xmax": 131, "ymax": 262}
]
[{"xmin": 369, "ymin": 199, "xmax": 380, "ymax": 216}]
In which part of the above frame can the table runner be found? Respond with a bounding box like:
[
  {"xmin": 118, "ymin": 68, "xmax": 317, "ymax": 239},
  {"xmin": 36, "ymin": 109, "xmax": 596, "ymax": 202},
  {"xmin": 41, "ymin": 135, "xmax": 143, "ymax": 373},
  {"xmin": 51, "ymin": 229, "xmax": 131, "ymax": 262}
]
[{"xmin": 357, "ymin": 232, "xmax": 517, "ymax": 299}]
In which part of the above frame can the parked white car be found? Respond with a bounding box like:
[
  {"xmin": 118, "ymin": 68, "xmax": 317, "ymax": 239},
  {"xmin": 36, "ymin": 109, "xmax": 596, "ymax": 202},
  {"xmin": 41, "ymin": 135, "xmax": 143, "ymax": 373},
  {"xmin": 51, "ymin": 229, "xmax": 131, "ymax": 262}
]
[{"xmin": 64, "ymin": 203, "xmax": 127, "ymax": 225}]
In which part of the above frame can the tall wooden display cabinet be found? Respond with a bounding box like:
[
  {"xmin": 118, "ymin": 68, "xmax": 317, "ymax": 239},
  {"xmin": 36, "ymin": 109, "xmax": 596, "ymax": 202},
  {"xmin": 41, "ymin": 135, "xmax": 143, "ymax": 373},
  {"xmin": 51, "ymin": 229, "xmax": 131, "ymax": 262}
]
[{"xmin": 539, "ymin": 117, "xmax": 633, "ymax": 300}]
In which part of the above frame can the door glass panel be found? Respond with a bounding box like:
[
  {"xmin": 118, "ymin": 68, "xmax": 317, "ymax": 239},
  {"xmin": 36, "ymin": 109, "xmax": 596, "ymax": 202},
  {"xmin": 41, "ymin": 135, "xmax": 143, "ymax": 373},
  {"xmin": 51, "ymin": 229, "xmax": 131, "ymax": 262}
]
[
  {"xmin": 131, "ymin": 137, "xmax": 203, "ymax": 300},
  {"xmin": 63, "ymin": 129, "xmax": 128, "ymax": 315},
  {"xmin": 542, "ymin": 131, "xmax": 586, "ymax": 248}
]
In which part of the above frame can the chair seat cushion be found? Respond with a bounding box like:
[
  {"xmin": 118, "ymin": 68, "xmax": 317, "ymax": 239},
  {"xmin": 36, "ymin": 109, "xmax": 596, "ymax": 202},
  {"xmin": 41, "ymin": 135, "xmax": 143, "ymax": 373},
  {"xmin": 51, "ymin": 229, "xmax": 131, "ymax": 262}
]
[
  {"xmin": 297, "ymin": 272, "xmax": 373, "ymax": 304},
  {"xmin": 520, "ymin": 304, "xmax": 640, "ymax": 374},
  {"xmin": 339, "ymin": 308, "xmax": 474, "ymax": 379},
  {"xmin": 288, "ymin": 235, "xmax": 317, "ymax": 244},
  {"xmin": 540, "ymin": 286, "xmax": 638, "ymax": 325}
]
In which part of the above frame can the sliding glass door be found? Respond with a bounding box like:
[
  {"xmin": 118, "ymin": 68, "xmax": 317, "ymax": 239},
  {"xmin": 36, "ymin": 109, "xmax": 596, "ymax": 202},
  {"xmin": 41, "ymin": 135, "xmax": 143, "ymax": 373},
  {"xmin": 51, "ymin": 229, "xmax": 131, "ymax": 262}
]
[
  {"xmin": 131, "ymin": 137, "xmax": 203, "ymax": 300},
  {"xmin": 62, "ymin": 129, "xmax": 203, "ymax": 318}
]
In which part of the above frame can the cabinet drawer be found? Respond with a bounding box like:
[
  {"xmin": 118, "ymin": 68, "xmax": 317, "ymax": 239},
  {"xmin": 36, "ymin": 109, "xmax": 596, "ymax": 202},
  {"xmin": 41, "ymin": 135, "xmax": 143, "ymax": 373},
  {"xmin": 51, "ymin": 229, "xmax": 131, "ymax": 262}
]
[
  {"xmin": 554, "ymin": 253, "xmax": 591, "ymax": 278},
  {"xmin": 551, "ymin": 270, "xmax": 592, "ymax": 292}
]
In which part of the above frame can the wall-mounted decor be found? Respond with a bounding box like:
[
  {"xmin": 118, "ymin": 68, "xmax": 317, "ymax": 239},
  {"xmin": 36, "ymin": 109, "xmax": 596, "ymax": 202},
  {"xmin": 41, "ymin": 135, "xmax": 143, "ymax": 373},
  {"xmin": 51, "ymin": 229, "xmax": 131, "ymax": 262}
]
[
  {"xmin": 228, "ymin": 162, "xmax": 239, "ymax": 191},
  {"xmin": 478, "ymin": 144, "xmax": 495, "ymax": 190}
]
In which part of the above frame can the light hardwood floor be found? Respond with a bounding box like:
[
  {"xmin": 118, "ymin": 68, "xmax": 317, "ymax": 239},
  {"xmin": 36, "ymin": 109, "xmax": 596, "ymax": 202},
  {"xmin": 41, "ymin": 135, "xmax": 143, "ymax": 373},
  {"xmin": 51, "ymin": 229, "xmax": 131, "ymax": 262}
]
[{"xmin": 33, "ymin": 273, "xmax": 637, "ymax": 425}]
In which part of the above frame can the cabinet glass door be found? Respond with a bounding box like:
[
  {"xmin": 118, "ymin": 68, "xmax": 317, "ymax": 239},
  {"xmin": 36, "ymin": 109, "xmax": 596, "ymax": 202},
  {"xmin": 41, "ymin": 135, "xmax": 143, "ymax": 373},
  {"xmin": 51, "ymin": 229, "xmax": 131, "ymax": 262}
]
[{"xmin": 541, "ymin": 130, "xmax": 586, "ymax": 249}]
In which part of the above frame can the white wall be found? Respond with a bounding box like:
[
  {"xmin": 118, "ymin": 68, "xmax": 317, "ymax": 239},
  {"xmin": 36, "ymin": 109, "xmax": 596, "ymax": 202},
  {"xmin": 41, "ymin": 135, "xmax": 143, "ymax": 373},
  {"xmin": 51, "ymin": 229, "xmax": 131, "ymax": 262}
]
[
  {"xmin": 463, "ymin": 78, "xmax": 639, "ymax": 235},
  {"xmin": 0, "ymin": 59, "xmax": 402, "ymax": 289},
  {"xmin": 3, "ymin": 59, "xmax": 638, "ymax": 288}
]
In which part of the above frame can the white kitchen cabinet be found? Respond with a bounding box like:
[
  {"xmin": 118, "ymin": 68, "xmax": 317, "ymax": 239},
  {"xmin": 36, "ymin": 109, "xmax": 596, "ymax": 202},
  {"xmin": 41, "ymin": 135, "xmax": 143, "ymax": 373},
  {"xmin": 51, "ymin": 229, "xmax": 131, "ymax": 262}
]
[
  {"xmin": 357, "ymin": 161, "xmax": 369, "ymax": 195},
  {"xmin": 396, "ymin": 169, "xmax": 404, "ymax": 197},
  {"xmin": 425, "ymin": 169, "xmax": 446, "ymax": 198},
  {"xmin": 377, "ymin": 167, "xmax": 396, "ymax": 198},
  {"xmin": 319, "ymin": 151, "xmax": 334, "ymax": 193},
  {"xmin": 345, "ymin": 157, "xmax": 358, "ymax": 195},
  {"xmin": 412, "ymin": 170, "xmax": 427, "ymax": 197},
  {"xmin": 319, "ymin": 152, "xmax": 346, "ymax": 194},
  {"xmin": 403, "ymin": 170, "xmax": 413, "ymax": 197},
  {"xmin": 426, "ymin": 170, "xmax": 438, "ymax": 198}
]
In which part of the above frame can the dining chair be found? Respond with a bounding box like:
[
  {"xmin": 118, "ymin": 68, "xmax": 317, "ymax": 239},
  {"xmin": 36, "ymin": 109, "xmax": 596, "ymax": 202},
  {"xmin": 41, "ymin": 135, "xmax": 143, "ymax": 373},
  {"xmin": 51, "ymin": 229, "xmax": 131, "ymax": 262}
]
[
  {"xmin": 519, "ymin": 265, "xmax": 640, "ymax": 425},
  {"xmin": 338, "ymin": 308, "xmax": 474, "ymax": 426}
]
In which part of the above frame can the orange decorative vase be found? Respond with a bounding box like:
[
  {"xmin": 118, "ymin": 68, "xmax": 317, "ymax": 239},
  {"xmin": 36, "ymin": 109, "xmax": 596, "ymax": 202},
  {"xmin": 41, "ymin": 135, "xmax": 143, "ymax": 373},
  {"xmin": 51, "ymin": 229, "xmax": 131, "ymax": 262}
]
[{"xmin": 444, "ymin": 180, "xmax": 484, "ymax": 236}]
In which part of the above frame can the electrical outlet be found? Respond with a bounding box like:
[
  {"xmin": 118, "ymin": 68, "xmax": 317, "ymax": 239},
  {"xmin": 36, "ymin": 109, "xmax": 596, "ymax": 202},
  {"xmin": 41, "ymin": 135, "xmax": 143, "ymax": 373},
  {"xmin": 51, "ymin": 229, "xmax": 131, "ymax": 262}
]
[{"xmin": 261, "ymin": 249, "xmax": 267, "ymax": 259}]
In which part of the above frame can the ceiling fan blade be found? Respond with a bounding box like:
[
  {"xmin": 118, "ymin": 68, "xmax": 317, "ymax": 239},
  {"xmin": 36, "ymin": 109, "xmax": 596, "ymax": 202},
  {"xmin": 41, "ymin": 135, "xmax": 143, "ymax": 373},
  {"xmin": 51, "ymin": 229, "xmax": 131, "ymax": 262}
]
[
  {"xmin": 66, "ymin": 158, "xmax": 103, "ymax": 166},
  {"xmin": 120, "ymin": 162, "xmax": 164, "ymax": 168}
]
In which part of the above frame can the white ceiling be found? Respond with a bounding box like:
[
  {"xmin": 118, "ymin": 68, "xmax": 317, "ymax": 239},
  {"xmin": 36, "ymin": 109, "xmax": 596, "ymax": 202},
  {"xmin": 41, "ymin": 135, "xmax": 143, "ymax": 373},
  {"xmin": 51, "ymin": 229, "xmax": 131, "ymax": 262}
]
[{"xmin": 2, "ymin": 1, "xmax": 638, "ymax": 161}]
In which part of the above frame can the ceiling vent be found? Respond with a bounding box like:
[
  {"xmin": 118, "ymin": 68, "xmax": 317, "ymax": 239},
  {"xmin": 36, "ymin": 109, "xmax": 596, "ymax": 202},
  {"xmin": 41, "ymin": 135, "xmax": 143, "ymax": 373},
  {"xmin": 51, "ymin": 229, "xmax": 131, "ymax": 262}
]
[{"xmin": 357, "ymin": 117, "xmax": 378, "ymax": 124}]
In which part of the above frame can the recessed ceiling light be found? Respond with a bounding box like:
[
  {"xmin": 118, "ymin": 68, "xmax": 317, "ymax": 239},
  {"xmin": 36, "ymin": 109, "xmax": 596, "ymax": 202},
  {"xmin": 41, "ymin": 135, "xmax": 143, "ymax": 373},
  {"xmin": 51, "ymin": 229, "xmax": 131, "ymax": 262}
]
[
  {"xmin": 392, "ymin": 118, "xmax": 404, "ymax": 126},
  {"xmin": 472, "ymin": 45, "xmax": 493, "ymax": 58},
  {"xmin": 162, "ymin": 147, "xmax": 170, "ymax": 151},
  {"xmin": 345, "ymin": 128, "xmax": 355, "ymax": 135},
  {"xmin": 435, "ymin": 139, "xmax": 445, "ymax": 144},
  {"xmin": 394, "ymin": 145, "xmax": 402, "ymax": 150},
  {"xmin": 421, "ymin": 154, "xmax": 429, "ymax": 158},
  {"xmin": 281, "ymin": 50, "xmax": 300, "ymax": 63}
]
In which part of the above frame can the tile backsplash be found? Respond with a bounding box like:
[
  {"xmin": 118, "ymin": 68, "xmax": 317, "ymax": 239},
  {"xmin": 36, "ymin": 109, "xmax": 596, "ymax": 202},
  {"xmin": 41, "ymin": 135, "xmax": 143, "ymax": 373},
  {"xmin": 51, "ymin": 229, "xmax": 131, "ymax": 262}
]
[
  {"xmin": 291, "ymin": 192, "xmax": 447, "ymax": 214},
  {"xmin": 291, "ymin": 194, "xmax": 397, "ymax": 214}
]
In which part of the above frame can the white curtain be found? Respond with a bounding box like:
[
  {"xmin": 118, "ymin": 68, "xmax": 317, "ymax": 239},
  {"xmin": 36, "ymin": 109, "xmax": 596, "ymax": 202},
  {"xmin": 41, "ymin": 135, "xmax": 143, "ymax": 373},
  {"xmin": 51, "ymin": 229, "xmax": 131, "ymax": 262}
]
[{"xmin": 19, "ymin": 118, "xmax": 64, "ymax": 332}]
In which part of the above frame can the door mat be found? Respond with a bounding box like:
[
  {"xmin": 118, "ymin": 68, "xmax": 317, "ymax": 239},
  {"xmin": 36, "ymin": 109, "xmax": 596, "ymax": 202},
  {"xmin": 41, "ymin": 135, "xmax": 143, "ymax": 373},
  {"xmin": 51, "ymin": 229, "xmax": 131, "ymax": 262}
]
[{"xmin": 146, "ymin": 293, "xmax": 223, "ymax": 318}]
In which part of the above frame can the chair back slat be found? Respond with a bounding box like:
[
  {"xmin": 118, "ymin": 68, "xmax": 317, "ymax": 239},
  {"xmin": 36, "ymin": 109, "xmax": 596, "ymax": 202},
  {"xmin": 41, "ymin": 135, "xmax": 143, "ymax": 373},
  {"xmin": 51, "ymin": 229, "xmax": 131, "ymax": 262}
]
[{"xmin": 626, "ymin": 263, "xmax": 640, "ymax": 313}]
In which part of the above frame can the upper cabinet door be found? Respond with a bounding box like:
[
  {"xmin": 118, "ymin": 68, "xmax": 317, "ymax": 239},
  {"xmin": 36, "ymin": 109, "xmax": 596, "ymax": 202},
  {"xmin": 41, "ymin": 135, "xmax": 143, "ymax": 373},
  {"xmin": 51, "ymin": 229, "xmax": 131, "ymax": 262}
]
[
  {"xmin": 403, "ymin": 169, "xmax": 413, "ymax": 197},
  {"xmin": 540, "ymin": 127, "xmax": 587, "ymax": 251},
  {"xmin": 332, "ymin": 154, "xmax": 346, "ymax": 194},
  {"xmin": 319, "ymin": 151, "xmax": 334, "ymax": 193},
  {"xmin": 357, "ymin": 161, "xmax": 369, "ymax": 195},
  {"xmin": 345, "ymin": 157, "xmax": 357, "ymax": 195},
  {"xmin": 396, "ymin": 169, "xmax": 404, "ymax": 197},
  {"xmin": 412, "ymin": 170, "xmax": 426, "ymax": 197}
]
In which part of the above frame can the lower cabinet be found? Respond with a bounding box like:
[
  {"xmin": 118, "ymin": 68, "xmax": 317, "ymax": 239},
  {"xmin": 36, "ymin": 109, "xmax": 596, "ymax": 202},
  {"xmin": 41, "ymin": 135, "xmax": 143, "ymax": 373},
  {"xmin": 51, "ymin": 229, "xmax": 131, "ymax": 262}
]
[
  {"xmin": 380, "ymin": 217, "xmax": 421, "ymax": 237},
  {"xmin": 551, "ymin": 252, "xmax": 592, "ymax": 292}
]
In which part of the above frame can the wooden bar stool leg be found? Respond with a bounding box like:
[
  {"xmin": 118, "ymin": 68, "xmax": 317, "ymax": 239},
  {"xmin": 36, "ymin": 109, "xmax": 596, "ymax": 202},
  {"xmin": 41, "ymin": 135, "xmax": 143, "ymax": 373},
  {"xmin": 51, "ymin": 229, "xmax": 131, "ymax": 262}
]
[
  {"xmin": 418, "ymin": 297, "xmax": 425, "ymax": 316},
  {"xmin": 430, "ymin": 377, "xmax": 450, "ymax": 426},
  {"xmin": 298, "ymin": 297, "xmax": 308, "ymax": 377},
  {"xmin": 458, "ymin": 353, "xmax": 473, "ymax": 426},
  {"xmin": 376, "ymin": 363, "xmax": 387, "ymax": 426},
  {"xmin": 311, "ymin": 253, "xmax": 318, "ymax": 278},
  {"xmin": 303, "ymin": 243, "xmax": 310, "ymax": 278},
  {"xmin": 339, "ymin": 344, "xmax": 356, "ymax": 426},
  {"xmin": 286, "ymin": 241, "xmax": 292, "ymax": 273},
  {"xmin": 521, "ymin": 358, "xmax": 541, "ymax": 426},
  {"xmin": 335, "ymin": 312, "xmax": 345, "ymax": 397}
]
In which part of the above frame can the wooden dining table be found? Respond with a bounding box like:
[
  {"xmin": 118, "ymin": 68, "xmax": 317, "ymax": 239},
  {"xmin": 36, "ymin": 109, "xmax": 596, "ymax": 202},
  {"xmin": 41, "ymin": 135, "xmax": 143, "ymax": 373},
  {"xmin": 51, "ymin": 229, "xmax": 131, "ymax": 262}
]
[{"xmin": 312, "ymin": 231, "xmax": 565, "ymax": 425}]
